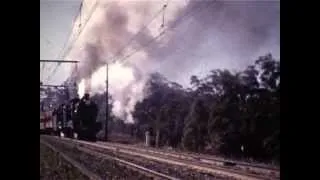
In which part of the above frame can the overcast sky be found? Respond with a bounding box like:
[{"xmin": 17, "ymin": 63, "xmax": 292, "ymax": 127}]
[
  {"xmin": 41, "ymin": 0, "xmax": 280, "ymax": 122},
  {"xmin": 40, "ymin": 0, "xmax": 82, "ymax": 84},
  {"xmin": 40, "ymin": 0, "xmax": 279, "ymax": 86}
]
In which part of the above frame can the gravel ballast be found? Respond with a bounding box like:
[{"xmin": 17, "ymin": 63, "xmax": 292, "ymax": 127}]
[
  {"xmin": 45, "ymin": 137, "xmax": 235, "ymax": 180},
  {"xmin": 40, "ymin": 143, "xmax": 90, "ymax": 180}
]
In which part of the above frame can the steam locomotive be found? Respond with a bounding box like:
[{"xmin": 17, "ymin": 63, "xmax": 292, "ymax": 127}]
[{"xmin": 41, "ymin": 93, "xmax": 101, "ymax": 142}]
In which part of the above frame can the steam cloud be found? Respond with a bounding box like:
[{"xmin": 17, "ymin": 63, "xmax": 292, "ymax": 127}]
[{"xmin": 67, "ymin": 0, "xmax": 280, "ymax": 123}]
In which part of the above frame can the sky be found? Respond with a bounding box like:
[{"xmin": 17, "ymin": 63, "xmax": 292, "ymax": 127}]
[
  {"xmin": 40, "ymin": 0, "xmax": 83, "ymax": 84},
  {"xmin": 40, "ymin": 0, "xmax": 280, "ymax": 122}
]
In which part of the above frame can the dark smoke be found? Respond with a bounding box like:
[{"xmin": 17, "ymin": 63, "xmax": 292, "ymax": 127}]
[
  {"xmin": 80, "ymin": 43, "xmax": 101, "ymax": 78},
  {"xmin": 69, "ymin": 0, "xmax": 279, "ymax": 122},
  {"xmin": 147, "ymin": 1, "xmax": 280, "ymax": 84},
  {"xmin": 76, "ymin": 1, "xmax": 132, "ymax": 81}
]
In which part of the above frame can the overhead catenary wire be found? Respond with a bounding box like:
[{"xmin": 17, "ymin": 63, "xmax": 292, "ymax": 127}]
[
  {"xmin": 116, "ymin": 1, "xmax": 215, "ymax": 66},
  {"xmin": 79, "ymin": 1, "xmax": 83, "ymax": 31},
  {"xmin": 113, "ymin": 31, "xmax": 165, "ymax": 65},
  {"xmin": 59, "ymin": 1, "xmax": 84, "ymax": 59},
  {"xmin": 46, "ymin": 0, "xmax": 86, "ymax": 83},
  {"xmin": 55, "ymin": 0, "xmax": 214, "ymax": 85},
  {"xmin": 166, "ymin": 1, "xmax": 214, "ymax": 33},
  {"xmin": 42, "ymin": 1, "xmax": 215, "ymax": 112},
  {"xmin": 61, "ymin": 0, "xmax": 101, "ymax": 60},
  {"xmin": 103, "ymin": 0, "xmax": 170, "ymax": 141},
  {"xmin": 47, "ymin": 1, "xmax": 114, "ymax": 84},
  {"xmin": 154, "ymin": 1, "xmax": 217, "ymax": 62},
  {"xmin": 67, "ymin": 1, "xmax": 169, "ymax": 79},
  {"xmin": 104, "ymin": 0, "xmax": 173, "ymax": 65},
  {"xmin": 107, "ymin": 3, "xmax": 168, "ymax": 64}
]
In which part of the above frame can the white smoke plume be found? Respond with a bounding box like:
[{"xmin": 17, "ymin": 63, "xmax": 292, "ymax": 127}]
[
  {"xmin": 68, "ymin": 0, "xmax": 279, "ymax": 123},
  {"xmin": 72, "ymin": 0, "xmax": 187, "ymax": 123}
]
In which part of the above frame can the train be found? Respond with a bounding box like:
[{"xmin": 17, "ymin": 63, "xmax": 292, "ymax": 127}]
[
  {"xmin": 40, "ymin": 110, "xmax": 56, "ymax": 135},
  {"xmin": 40, "ymin": 93, "xmax": 101, "ymax": 142}
]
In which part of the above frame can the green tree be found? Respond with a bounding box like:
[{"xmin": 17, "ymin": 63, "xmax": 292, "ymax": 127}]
[
  {"xmin": 131, "ymin": 53, "xmax": 280, "ymax": 163},
  {"xmin": 182, "ymin": 99, "xmax": 209, "ymax": 152}
]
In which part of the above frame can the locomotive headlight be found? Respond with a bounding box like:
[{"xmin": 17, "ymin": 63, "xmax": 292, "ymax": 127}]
[
  {"xmin": 60, "ymin": 132, "xmax": 65, "ymax": 137},
  {"xmin": 58, "ymin": 125, "xmax": 62, "ymax": 129},
  {"xmin": 74, "ymin": 133, "xmax": 78, "ymax": 139}
]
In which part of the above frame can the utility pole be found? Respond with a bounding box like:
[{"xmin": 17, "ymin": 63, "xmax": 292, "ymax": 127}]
[
  {"xmin": 40, "ymin": 59, "xmax": 79, "ymax": 111},
  {"xmin": 40, "ymin": 60, "xmax": 79, "ymax": 63},
  {"xmin": 40, "ymin": 84, "xmax": 69, "ymax": 88},
  {"xmin": 105, "ymin": 63, "xmax": 109, "ymax": 141},
  {"xmin": 40, "ymin": 59, "xmax": 79, "ymax": 94}
]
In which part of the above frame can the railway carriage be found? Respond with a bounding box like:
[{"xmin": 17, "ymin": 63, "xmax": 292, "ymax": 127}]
[
  {"xmin": 41, "ymin": 93, "xmax": 100, "ymax": 142},
  {"xmin": 55, "ymin": 103, "xmax": 73, "ymax": 138},
  {"xmin": 40, "ymin": 110, "xmax": 56, "ymax": 135}
]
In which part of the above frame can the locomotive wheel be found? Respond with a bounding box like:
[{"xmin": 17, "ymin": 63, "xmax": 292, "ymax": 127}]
[{"xmin": 78, "ymin": 129, "xmax": 96, "ymax": 142}]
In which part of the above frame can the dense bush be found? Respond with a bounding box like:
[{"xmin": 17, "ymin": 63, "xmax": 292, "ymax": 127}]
[
  {"xmin": 92, "ymin": 54, "xmax": 280, "ymax": 163},
  {"xmin": 132, "ymin": 54, "xmax": 280, "ymax": 163}
]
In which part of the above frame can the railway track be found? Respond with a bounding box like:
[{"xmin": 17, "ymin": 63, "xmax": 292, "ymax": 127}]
[
  {"xmin": 41, "ymin": 136, "xmax": 179, "ymax": 180},
  {"xmin": 40, "ymin": 139, "xmax": 103, "ymax": 180},
  {"xmin": 76, "ymin": 146, "xmax": 179, "ymax": 180},
  {"xmin": 98, "ymin": 141, "xmax": 280, "ymax": 177},
  {"xmin": 43, "ymin": 135, "xmax": 279, "ymax": 180}
]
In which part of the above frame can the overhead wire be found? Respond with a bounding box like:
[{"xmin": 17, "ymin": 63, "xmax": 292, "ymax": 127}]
[
  {"xmin": 108, "ymin": 3, "xmax": 168, "ymax": 64},
  {"xmin": 41, "ymin": 1, "xmax": 216, "ymax": 109},
  {"xmin": 48, "ymin": 0, "xmax": 109, "ymax": 84},
  {"xmin": 105, "ymin": 0, "xmax": 172, "ymax": 65},
  {"xmin": 61, "ymin": 0, "xmax": 101, "ymax": 59},
  {"xmin": 116, "ymin": 1, "xmax": 216, "ymax": 66},
  {"xmin": 60, "ymin": 1, "xmax": 83, "ymax": 59},
  {"xmin": 156, "ymin": 1, "xmax": 217, "ymax": 62},
  {"xmin": 46, "ymin": 0, "xmax": 87, "ymax": 83},
  {"xmin": 50, "ymin": 0, "xmax": 215, "ymax": 86},
  {"xmin": 66, "ymin": 0, "xmax": 168, "ymax": 80},
  {"xmin": 113, "ymin": 31, "xmax": 165, "ymax": 65}
]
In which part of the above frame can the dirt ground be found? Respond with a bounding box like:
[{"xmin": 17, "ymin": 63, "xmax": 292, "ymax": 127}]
[{"xmin": 40, "ymin": 143, "xmax": 89, "ymax": 180}]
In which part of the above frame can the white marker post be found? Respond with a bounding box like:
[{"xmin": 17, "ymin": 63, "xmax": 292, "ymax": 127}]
[{"xmin": 145, "ymin": 131, "xmax": 150, "ymax": 147}]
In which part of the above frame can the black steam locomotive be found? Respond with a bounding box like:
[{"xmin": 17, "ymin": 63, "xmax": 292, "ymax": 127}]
[{"xmin": 53, "ymin": 93, "xmax": 101, "ymax": 142}]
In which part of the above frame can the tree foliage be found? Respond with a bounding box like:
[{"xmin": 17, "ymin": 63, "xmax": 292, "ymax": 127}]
[{"xmin": 131, "ymin": 54, "xmax": 280, "ymax": 163}]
